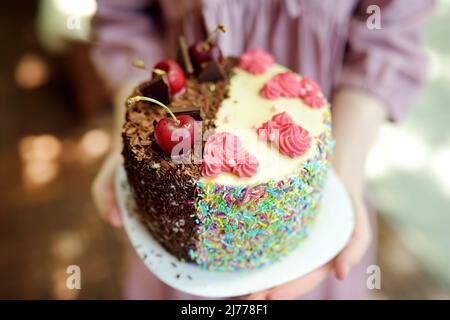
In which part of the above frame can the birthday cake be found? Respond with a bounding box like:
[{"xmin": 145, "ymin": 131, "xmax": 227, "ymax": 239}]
[{"xmin": 122, "ymin": 32, "xmax": 334, "ymax": 271}]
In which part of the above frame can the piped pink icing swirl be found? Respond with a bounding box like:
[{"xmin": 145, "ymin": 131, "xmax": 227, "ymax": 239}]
[
  {"xmin": 201, "ymin": 161, "xmax": 222, "ymax": 178},
  {"xmin": 278, "ymin": 123, "xmax": 312, "ymax": 158},
  {"xmin": 257, "ymin": 111, "xmax": 290, "ymax": 141},
  {"xmin": 260, "ymin": 72, "xmax": 302, "ymax": 99},
  {"xmin": 260, "ymin": 81, "xmax": 282, "ymax": 100},
  {"xmin": 257, "ymin": 112, "xmax": 311, "ymax": 158},
  {"xmin": 303, "ymin": 94, "xmax": 325, "ymax": 109},
  {"xmin": 238, "ymin": 49, "xmax": 274, "ymax": 75},
  {"xmin": 298, "ymin": 77, "xmax": 320, "ymax": 98},
  {"xmin": 232, "ymin": 152, "xmax": 259, "ymax": 178},
  {"xmin": 272, "ymin": 111, "xmax": 294, "ymax": 125},
  {"xmin": 260, "ymin": 73, "xmax": 326, "ymax": 109},
  {"xmin": 202, "ymin": 132, "xmax": 259, "ymax": 178}
]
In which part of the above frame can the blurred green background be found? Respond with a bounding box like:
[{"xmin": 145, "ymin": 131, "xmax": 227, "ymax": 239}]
[{"xmin": 367, "ymin": 0, "xmax": 450, "ymax": 294}]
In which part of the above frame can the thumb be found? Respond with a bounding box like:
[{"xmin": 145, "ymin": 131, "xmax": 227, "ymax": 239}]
[
  {"xmin": 92, "ymin": 153, "xmax": 123, "ymax": 227},
  {"xmin": 334, "ymin": 197, "xmax": 371, "ymax": 280}
]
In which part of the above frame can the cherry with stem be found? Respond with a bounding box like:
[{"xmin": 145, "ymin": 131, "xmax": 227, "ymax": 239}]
[
  {"xmin": 203, "ymin": 24, "xmax": 226, "ymax": 51},
  {"xmin": 189, "ymin": 24, "xmax": 226, "ymax": 69},
  {"xmin": 127, "ymin": 96, "xmax": 195, "ymax": 156},
  {"xmin": 132, "ymin": 59, "xmax": 186, "ymax": 96}
]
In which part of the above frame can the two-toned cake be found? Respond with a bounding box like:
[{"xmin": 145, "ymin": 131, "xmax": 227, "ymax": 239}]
[{"xmin": 123, "ymin": 31, "xmax": 334, "ymax": 271}]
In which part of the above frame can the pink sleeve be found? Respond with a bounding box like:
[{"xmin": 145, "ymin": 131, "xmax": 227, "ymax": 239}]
[
  {"xmin": 335, "ymin": 0, "xmax": 435, "ymax": 121},
  {"xmin": 90, "ymin": 0, "xmax": 165, "ymax": 92}
]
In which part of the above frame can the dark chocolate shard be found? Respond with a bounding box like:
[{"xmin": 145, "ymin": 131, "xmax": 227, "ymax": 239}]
[
  {"xmin": 137, "ymin": 75, "xmax": 171, "ymax": 105},
  {"xmin": 197, "ymin": 59, "xmax": 227, "ymax": 82},
  {"xmin": 176, "ymin": 36, "xmax": 194, "ymax": 76},
  {"xmin": 170, "ymin": 105, "xmax": 201, "ymax": 120}
]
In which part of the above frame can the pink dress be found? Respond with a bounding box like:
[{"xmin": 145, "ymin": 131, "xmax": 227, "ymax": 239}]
[{"xmin": 91, "ymin": 0, "xmax": 433, "ymax": 299}]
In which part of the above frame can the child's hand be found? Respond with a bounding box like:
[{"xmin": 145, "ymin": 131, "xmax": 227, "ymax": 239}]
[
  {"xmin": 245, "ymin": 262, "xmax": 333, "ymax": 300},
  {"xmin": 334, "ymin": 192, "xmax": 372, "ymax": 281},
  {"xmin": 91, "ymin": 152, "xmax": 123, "ymax": 227},
  {"xmin": 244, "ymin": 191, "xmax": 371, "ymax": 300}
]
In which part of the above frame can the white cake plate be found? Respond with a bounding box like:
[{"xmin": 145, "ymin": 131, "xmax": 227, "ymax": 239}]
[{"xmin": 115, "ymin": 166, "xmax": 354, "ymax": 298}]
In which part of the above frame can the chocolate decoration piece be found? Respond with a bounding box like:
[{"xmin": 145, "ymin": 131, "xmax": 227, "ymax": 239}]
[
  {"xmin": 176, "ymin": 36, "xmax": 194, "ymax": 76},
  {"xmin": 137, "ymin": 75, "xmax": 171, "ymax": 105},
  {"xmin": 198, "ymin": 59, "xmax": 227, "ymax": 82},
  {"xmin": 171, "ymin": 105, "xmax": 201, "ymax": 120}
]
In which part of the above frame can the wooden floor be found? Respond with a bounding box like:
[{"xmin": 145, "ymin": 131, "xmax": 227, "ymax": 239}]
[{"xmin": 0, "ymin": 1, "xmax": 448, "ymax": 300}]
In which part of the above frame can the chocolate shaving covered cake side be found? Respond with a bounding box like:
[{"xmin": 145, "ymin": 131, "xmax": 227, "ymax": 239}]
[{"xmin": 122, "ymin": 58, "xmax": 237, "ymax": 261}]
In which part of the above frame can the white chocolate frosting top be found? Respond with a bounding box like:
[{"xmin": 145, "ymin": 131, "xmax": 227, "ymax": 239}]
[{"xmin": 201, "ymin": 64, "xmax": 330, "ymax": 186}]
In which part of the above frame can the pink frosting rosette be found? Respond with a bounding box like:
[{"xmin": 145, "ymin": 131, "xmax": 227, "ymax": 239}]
[
  {"xmin": 257, "ymin": 111, "xmax": 312, "ymax": 158},
  {"xmin": 298, "ymin": 77, "xmax": 320, "ymax": 98},
  {"xmin": 260, "ymin": 72, "xmax": 326, "ymax": 109},
  {"xmin": 278, "ymin": 123, "xmax": 312, "ymax": 158},
  {"xmin": 260, "ymin": 72, "xmax": 302, "ymax": 99},
  {"xmin": 232, "ymin": 152, "xmax": 259, "ymax": 178},
  {"xmin": 272, "ymin": 111, "xmax": 294, "ymax": 124},
  {"xmin": 202, "ymin": 132, "xmax": 259, "ymax": 178},
  {"xmin": 298, "ymin": 77, "xmax": 325, "ymax": 109},
  {"xmin": 303, "ymin": 94, "xmax": 325, "ymax": 109},
  {"xmin": 201, "ymin": 160, "xmax": 222, "ymax": 178},
  {"xmin": 238, "ymin": 49, "xmax": 274, "ymax": 75},
  {"xmin": 257, "ymin": 119, "xmax": 281, "ymax": 142},
  {"xmin": 260, "ymin": 81, "xmax": 282, "ymax": 100}
]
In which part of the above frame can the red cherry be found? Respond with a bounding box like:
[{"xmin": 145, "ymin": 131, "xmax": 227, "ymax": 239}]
[
  {"xmin": 188, "ymin": 42, "xmax": 223, "ymax": 70},
  {"xmin": 188, "ymin": 24, "xmax": 226, "ymax": 70},
  {"xmin": 153, "ymin": 60, "xmax": 186, "ymax": 95},
  {"xmin": 127, "ymin": 96, "xmax": 195, "ymax": 156},
  {"xmin": 155, "ymin": 115, "xmax": 195, "ymax": 155}
]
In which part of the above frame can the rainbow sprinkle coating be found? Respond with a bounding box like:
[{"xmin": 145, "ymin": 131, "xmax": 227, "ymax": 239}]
[{"xmin": 188, "ymin": 110, "xmax": 334, "ymax": 271}]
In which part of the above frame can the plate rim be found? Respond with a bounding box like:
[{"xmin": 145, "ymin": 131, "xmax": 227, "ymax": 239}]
[{"xmin": 115, "ymin": 166, "xmax": 354, "ymax": 298}]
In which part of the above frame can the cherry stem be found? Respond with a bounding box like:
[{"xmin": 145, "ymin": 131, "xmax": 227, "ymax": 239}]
[
  {"xmin": 203, "ymin": 24, "xmax": 226, "ymax": 51},
  {"xmin": 153, "ymin": 68, "xmax": 166, "ymax": 76},
  {"xmin": 127, "ymin": 96, "xmax": 179, "ymax": 125}
]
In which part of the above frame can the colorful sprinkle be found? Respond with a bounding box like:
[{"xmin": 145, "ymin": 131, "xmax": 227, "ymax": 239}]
[{"xmin": 188, "ymin": 111, "xmax": 335, "ymax": 271}]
